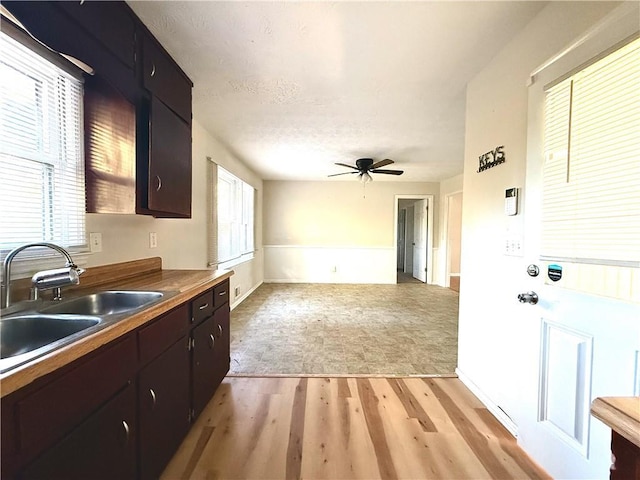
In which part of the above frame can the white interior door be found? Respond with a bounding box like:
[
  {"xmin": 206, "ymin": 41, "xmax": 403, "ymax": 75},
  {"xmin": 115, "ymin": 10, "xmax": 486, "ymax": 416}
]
[{"xmin": 412, "ymin": 200, "xmax": 427, "ymax": 282}]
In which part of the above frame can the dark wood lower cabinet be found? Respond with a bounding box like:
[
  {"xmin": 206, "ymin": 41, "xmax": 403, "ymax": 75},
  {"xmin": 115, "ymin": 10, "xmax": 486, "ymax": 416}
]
[
  {"xmin": 3, "ymin": 282, "xmax": 230, "ymax": 479},
  {"xmin": 22, "ymin": 383, "xmax": 137, "ymax": 480},
  {"xmin": 138, "ymin": 336, "xmax": 191, "ymax": 480},
  {"xmin": 192, "ymin": 306, "xmax": 230, "ymax": 419},
  {"xmin": 611, "ymin": 432, "xmax": 640, "ymax": 480}
]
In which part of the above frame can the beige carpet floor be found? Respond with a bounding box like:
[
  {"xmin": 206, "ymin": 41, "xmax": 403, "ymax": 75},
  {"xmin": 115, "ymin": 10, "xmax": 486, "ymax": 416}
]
[{"xmin": 229, "ymin": 282, "xmax": 459, "ymax": 376}]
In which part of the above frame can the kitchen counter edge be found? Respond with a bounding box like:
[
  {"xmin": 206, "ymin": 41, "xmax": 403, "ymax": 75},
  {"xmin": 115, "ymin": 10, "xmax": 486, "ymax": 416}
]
[
  {"xmin": 0, "ymin": 268, "xmax": 233, "ymax": 398},
  {"xmin": 591, "ymin": 396, "xmax": 640, "ymax": 449}
]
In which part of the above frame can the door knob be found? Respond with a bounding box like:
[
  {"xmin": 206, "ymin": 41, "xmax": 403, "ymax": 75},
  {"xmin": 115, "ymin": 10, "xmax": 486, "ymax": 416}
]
[{"xmin": 517, "ymin": 291, "xmax": 538, "ymax": 305}]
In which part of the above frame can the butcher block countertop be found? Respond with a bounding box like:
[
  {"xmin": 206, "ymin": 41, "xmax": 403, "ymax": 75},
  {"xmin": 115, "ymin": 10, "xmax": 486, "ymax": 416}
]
[
  {"xmin": 0, "ymin": 257, "xmax": 232, "ymax": 398},
  {"xmin": 591, "ymin": 396, "xmax": 640, "ymax": 448}
]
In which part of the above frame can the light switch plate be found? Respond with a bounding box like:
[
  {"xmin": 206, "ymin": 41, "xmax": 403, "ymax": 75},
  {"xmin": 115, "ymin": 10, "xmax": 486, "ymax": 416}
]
[{"xmin": 149, "ymin": 232, "xmax": 158, "ymax": 249}]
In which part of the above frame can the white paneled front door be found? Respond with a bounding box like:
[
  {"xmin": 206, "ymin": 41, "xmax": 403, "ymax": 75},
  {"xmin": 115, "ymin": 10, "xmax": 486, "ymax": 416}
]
[{"xmin": 515, "ymin": 18, "xmax": 640, "ymax": 477}]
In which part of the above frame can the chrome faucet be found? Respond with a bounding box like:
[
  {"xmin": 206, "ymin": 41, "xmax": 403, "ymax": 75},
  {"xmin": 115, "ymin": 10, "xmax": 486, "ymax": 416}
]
[{"xmin": 2, "ymin": 242, "xmax": 85, "ymax": 308}]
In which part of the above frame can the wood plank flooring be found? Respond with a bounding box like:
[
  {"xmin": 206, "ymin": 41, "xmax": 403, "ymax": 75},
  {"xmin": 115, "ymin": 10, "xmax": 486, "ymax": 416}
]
[{"xmin": 161, "ymin": 377, "xmax": 550, "ymax": 480}]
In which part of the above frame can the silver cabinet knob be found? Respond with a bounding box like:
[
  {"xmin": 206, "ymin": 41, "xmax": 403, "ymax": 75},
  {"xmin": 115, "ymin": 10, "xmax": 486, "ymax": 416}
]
[{"xmin": 517, "ymin": 291, "xmax": 538, "ymax": 305}]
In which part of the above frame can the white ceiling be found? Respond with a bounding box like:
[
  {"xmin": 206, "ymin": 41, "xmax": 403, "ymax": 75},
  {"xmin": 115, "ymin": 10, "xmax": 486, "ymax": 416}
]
[{"xmin": 128, "ymin": 1, "xmax": 546, "ymax": 182}]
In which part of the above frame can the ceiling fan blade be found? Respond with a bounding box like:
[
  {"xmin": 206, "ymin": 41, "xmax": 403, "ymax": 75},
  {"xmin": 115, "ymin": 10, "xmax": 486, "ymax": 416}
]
[
  {"xmin": 371, "ymin": 169, "xmax": 404, "ymax": 175},
  {"xmin": 334, "ymin": 162, "xmax": 359, "ymax": 170},
  {"xmin": 328, "ymin": 171, "xmax": 359, "ymax": 177},
  {"xmin": 370, "ymin": 159, "xmax": 394, "ymax": 170}
]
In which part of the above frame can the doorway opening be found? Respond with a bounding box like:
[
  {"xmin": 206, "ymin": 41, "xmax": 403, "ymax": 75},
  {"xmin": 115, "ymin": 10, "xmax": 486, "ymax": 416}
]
[
  {"xmin": 394, "ymin": 195, "xmax": 434, "ymax": 284},
  {"xmin": 444, "ymin": 191, "xmax": 463, "ymax": 292}
]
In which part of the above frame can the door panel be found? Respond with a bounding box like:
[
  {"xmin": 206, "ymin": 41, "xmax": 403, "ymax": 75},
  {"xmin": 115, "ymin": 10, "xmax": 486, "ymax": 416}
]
[{"xmin": 412, "ymin": 200, "xmax": 427, "ymax": 282}]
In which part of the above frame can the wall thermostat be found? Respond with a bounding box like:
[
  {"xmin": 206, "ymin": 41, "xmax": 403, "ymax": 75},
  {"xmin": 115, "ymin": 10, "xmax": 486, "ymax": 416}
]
[{"xmin": 505, "ymin": 188, "xmax": 518, "ymax": 216}]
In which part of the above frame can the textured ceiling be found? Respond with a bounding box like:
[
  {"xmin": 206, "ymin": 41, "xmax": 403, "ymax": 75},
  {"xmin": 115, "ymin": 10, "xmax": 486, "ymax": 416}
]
[{"xmin": 127, "ymin": 1, "xmax": 546, "ymax": 182}]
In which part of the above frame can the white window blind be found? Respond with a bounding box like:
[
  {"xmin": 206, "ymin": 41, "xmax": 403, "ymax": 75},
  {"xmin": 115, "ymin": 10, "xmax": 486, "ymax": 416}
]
[
  {"xmin": 209, "ymin": 164, "xmax": 255, "ymax": 268},
  {"xmin": 0, "ymin": 30, "xmax": 86, "ymax": 255},
  {"xmin": 542, "ymin": 37, "xmax": 640, "ymax": 265}
]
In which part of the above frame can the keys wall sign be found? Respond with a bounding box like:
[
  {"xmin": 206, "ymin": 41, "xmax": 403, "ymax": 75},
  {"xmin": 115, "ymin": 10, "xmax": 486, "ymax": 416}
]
[{"xmin": 477, "ymin": 145, "xmax": 505, "ymax": 173}]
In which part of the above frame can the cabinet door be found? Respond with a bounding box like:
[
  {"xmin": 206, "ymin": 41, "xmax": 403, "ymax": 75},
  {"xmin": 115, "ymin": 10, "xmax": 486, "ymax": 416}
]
[
  {"xmin": 3, "ymin": 1, "xmax": 136, "ymax": 101},
  {"xmin": 22, "ymin": 383, "xmax": 137, "ymax": 480},
  {"xmin": 146, "ymin": 96, "xmax": 192, "ymax": 217},
  {"xmin": 141, "ymin": 30, "xmax": 192, "ymax": 124},
  {"xmin": 192, "ymin": 308, "xmax": 230, "ymax": 419},
  {"xmin": 212, "ymin": 306, "xmax": 231, "ymax": 389},
  {"xmin": 56, "ymin": 0, "xmax": 135, "ymax": 69},
  {"xmin": 138, "ymin": 336, "xmax": 191, "ymax": 480}
]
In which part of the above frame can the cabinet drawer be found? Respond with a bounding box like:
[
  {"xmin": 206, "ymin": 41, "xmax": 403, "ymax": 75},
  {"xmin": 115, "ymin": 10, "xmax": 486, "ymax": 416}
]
[
  {"xmin": 16, "ymin": 335, "xmax": 136, "ymax": 455},
  {"xmin": 138, "ymin": 304, "xmax": 189, "ymax": 365},
  {"xmin": 191, "ymin": 289, "xmax": 214, "ymax": 325},
  {"xmin": 214, "ymin": 281, "xmax": 230, "ymax": 309}
]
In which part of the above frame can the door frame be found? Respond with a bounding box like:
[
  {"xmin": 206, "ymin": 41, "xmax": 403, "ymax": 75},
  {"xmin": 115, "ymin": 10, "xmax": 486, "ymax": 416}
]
[
  {"xmin": 443, "ymin": 190, "xmax": 463, "ymax": 288},
  {"xmin": 394, "ymin": 194, "xmax": 434, "ymax": 284}
]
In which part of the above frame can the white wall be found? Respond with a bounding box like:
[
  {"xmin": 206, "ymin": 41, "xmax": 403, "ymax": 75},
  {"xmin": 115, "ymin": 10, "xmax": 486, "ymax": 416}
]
[
  {"xmin": 263, "ymin": 181, "xmax": 439, "ymax": 283},
  {"xmin": 86, "ymin": 120, "xmax": 264, "ymax": 307},
  {"xmin": 458, "ymin": 0, "xmax": 622, "ymax": 474}
]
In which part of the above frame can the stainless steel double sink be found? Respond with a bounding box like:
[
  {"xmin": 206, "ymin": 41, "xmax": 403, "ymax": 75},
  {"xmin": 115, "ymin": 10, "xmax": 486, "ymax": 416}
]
[{"xmin": 0, "ymin": 290, "xmax": 172, "ymax": 373}]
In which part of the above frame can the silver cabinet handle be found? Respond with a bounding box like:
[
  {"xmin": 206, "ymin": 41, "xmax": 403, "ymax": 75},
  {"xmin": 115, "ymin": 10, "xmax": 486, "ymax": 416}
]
[
  {"xmin": 198, "ymin": 303, "xmax": 209, "ymax": 310},
  {"xmin": 150, "ymin": 63, "xmax": 156, "ymax": 77},
  {"xmin": 155, "ymin": 175, "xmax": 162, "ymax": 191},
  {"xmin": 121, "ymin": 420, "xmax": 130, "ymax": 447},
  {"xmin": 150, "ymin": 388, "xmax": 156, "ymax": 410},
  {"xmin": 209, "ymin": 333, "xmax": 215, "ymax": 349},
  {"xmin": 218, "ymin": 291, "xmax": 227, "ymax": 296},
  {"xmin": 217, "ymin": 324, "xmax": 223, "ymax": 338}
]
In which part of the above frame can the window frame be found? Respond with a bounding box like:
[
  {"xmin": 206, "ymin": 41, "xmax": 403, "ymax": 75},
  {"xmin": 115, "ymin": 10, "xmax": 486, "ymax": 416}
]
[
  {"xmin": 0, "ymin": 21, "xmax": 88, "ymax": 274},
  {"xmin": 209, "ymin": 162, "xmax": 256, "ymax": 270}
]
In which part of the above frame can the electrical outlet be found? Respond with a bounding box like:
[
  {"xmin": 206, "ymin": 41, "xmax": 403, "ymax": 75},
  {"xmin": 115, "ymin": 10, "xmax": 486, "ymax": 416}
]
[
  {"xmin": 234, "ymin": 286, "xmax": 240, "ymax": 297},
  {"xmin": 149, "ymin": 232, "xmax": 158, "ymax": 248},
  {"xmin": 89, "ymin": 232, "xmax": 102, "ymax": 253}
]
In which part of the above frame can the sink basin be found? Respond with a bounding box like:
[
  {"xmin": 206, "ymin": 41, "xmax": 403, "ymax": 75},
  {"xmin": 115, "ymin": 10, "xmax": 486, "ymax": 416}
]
[
  {"xmin": 0, "ymin": 315, "xmax": 100, "ymax": 359},
  {"xmin": 41, "ymin": 290, "xmax": 164, "ymax": 316}
]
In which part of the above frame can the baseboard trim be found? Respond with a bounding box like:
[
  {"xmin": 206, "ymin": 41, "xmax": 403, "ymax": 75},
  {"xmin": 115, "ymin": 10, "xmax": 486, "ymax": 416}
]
[
  {"xmin": 230, "ymin": 281, "xmax": 263, "ymax": 311},
  {"xmin": 456, "ymin": 367, "xmax": 519, "ymax": 438}
]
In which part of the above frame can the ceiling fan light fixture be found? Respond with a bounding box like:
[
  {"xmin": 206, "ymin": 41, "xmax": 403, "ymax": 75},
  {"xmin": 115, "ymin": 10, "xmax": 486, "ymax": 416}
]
[{"xmin": 360, "ymin": 171, "xmax": 372, "ymax": 183}]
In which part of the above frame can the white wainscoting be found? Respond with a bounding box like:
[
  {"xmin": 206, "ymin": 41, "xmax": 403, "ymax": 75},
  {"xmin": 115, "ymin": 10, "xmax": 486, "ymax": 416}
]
[{"xmin": 264, "ymin": 245, "xmax": 397, "ymax": 284}]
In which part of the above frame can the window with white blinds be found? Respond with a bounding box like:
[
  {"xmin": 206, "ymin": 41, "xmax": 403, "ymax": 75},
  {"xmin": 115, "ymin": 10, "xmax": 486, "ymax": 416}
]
[
  {"xmin": 0, "ymin": 29, "xmax": 86, "ymax": 255},
  {"xmin": 210, "ymin": 164, "xmax": 255, "ymax": 268},
  {"xmin": 542, "ymin": 37, "xmax": 640, "ymax": 265}
]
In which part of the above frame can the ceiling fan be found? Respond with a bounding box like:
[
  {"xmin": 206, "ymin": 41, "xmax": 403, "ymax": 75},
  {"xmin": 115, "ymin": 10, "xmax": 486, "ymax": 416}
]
[{"xmin": 328, "ymin": 158, "xmax": 404, "ymax": 183}]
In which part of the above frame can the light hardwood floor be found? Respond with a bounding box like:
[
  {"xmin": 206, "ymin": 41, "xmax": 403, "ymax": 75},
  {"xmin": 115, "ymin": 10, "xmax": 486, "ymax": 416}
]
[{"xmin": 162, "ymin": 377, "xmax": 550, "ymax": 479}]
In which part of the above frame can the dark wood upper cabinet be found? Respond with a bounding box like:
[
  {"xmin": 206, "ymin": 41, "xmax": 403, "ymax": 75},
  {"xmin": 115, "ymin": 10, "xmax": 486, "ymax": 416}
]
[
  {"xmin": 3, "ymin": 1, "xmax": 137, "ymax": 102},
  {"xmin": 138, "ymin": 96, "xmax": 192, "ymax": 218},
  {"xmin": 56, "ymin": 1, "xmax": 135, "ymax": 69},
  {"xmin": 140, "ymin": 29, "xmax": 193, "ymax": 124},
  {"xmin": 4, "ymin": 0, "xmax": 194, "ymax": 219}
]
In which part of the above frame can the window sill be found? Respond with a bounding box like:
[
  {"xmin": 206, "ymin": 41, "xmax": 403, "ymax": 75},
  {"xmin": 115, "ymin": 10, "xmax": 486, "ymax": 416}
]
[{"xmin": 213, "ymin": 252, "xmax": 255, "ymax": 271}]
